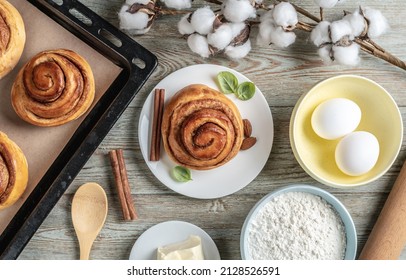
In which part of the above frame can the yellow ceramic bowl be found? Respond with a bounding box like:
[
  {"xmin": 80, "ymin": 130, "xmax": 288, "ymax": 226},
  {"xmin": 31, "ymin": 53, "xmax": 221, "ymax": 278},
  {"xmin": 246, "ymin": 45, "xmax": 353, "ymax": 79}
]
[{"xmin": 290, "ymin": 75, "xmax": 403, "ymax": 188}]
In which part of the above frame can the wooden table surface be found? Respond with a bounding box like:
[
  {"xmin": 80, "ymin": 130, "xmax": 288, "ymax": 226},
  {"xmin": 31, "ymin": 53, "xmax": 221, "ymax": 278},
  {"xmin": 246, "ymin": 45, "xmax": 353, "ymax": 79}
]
[{"xmin": 18, "ymin": 0, "xmax": 406, "ymax": 260}]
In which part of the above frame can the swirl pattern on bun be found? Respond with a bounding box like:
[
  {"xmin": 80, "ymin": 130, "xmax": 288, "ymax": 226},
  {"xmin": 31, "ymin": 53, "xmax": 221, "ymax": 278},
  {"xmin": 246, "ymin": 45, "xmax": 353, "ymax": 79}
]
[
  {"xmin": 11, "ymin": 49, "xmax": 95, "ymax": 126},
  {"xmin": 0, "ymin": 131, "xmax": 28, "ymax": 210},
  {"xmin": 161, "ymin": 84, "xmax": 244, "ymax": 170}
]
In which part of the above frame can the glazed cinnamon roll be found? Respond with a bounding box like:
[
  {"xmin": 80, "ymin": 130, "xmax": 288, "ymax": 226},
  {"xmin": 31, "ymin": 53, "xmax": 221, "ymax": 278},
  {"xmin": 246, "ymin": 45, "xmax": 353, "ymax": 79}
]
[
  {"xmin": 0, "ymin": 131, "xmax": 28, "ymax": 210},
  {"xmin": 0, "ymin": 0, "xmax": 26, "ymax": 79},
  {"xmin": 11, "ymin": 49, "xmax": 95, "ymax": 126},
  {"xmin": 161, "ymin": 84, "xmax": 244, "ymax": 170}
]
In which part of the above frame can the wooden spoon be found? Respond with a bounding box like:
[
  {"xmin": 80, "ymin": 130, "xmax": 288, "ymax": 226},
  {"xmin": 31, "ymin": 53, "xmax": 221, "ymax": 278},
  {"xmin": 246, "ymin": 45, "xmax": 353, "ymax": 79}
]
[{"xmin": 71, "ymin": 182, "xmax": 108, "ymax": 260}]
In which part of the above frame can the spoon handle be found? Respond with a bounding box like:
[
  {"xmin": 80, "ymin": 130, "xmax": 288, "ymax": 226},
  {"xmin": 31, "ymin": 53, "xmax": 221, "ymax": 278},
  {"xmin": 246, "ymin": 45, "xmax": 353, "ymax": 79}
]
[{"xmin": 79, "ymin": 238, "xmax": 94, "ymax": 260}]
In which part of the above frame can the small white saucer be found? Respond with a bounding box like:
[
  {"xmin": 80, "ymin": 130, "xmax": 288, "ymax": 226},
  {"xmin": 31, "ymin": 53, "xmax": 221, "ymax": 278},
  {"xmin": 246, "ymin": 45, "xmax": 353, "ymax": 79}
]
[{"xmin": 129, "ymin": 220, "xmax": 221, "ymax": 260}]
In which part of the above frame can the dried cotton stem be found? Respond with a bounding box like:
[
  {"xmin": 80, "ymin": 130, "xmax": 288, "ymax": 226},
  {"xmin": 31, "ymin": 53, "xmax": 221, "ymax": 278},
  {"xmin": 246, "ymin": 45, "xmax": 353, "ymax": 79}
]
[
  {"xmin": 295, "ymin": 21, "xmax": 315, "ymax": 32},
  {"xmin": 204, "ymin": 0, "xmax": 223, "ymax": 5},
  {"xmin": 159, "ymin": 9, "xmax": 190, "ymax": 15},
  {"xmin": 320, "ymin": 7, "xmax": 324, "ymax": 21},
  {"xmin": 289, "ymin": 2, "xmax": 321, "ymax": 23},
  {"xmin": 354, "ymin": 38, "xmax": 406, "ymax": 70}
]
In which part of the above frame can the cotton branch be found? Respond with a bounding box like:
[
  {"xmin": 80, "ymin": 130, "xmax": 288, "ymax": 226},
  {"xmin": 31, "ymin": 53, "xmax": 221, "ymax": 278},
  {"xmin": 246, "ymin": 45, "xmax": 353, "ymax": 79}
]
[
  {"xmin": 294, "ymin": 5, "xmax": 406, "ymax": 71},
  {"xmin": 118, "ymin": 0, "xmax": 406, "ymax": 71},
  {"xmin": 248, "ymin": 0, "xmax": 406, "ymax": 71}
]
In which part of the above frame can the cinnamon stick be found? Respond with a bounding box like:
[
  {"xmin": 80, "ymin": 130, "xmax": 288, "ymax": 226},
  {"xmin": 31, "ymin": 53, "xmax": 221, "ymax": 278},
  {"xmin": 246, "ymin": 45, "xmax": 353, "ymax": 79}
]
[
  {"xmin": 109, "ymin": 149, "xmax": 137, "ymax": 220},
  {"xmin": 149, "ymin": 90, "xmax": 160, "ymax": 161},
  {"xmin": 156, "ymin": 89, "xmax": 165, "ymax": 159},
  {"xmin": 117, "ymin": 149, "xmax": 137, "ymax": 220},
  {"xmin": 149, "ymin": 88, "xmax": 165, "ymax": 161}
]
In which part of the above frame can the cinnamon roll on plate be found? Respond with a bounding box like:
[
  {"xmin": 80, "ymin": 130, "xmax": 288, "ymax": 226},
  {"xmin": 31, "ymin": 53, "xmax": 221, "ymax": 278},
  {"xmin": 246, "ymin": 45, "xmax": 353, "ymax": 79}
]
[
  {"xmin": 138, "ymin": 64, "xmax": 273, "ymax": 199},
  {"xmin": 0, "ymin": 0, "xmax": 26, "ymax": 79},
  {"xmin": 0, "ymin": 131, "xmax": 28, "ymax": 210},
  {"xmin": 161, "ymin": 84, "xmax": 244, "ymax": 170},
  {"xmin": 11, "ymin": 49, "xmax": 95, "ymax": 126}
]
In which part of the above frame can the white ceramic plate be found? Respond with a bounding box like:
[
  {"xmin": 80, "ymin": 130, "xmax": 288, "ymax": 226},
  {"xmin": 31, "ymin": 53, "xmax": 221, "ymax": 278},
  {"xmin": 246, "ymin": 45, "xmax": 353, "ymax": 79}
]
[
  {"xmin": 139, "ymin": 64, "xmax": 274, "ymax": 199},
  {"xmin": 129, "ymin": 220, "xmax": 221, "ymax": 260}
]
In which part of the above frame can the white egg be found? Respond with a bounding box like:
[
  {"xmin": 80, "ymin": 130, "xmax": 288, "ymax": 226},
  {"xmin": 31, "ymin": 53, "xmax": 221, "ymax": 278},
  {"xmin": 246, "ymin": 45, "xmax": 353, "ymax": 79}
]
[
  {"xmin": 311, "ymin": 98, "xmax": 361, "ymax": 140},
  {"xmin": 335, "ymin": 131, "xmax": 380, "ymax": 176}
]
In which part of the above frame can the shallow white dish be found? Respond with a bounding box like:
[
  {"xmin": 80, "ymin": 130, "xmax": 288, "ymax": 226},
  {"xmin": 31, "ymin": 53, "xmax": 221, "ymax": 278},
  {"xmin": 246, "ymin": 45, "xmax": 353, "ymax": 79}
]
[
  {"xmin": 129, "ymin": 220, "xmax": 221, "ymax": 260},
  {"xmin": 240, "ymin": 184, "xmax": 357, "ymax": 260},
  {"xmin": 139, "ymin": 64, "xmax": 274, "ymax": 199}
]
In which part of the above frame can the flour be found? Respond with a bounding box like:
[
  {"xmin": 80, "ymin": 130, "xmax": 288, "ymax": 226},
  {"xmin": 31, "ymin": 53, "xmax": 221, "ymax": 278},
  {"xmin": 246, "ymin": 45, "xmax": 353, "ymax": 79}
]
[{"xmin": 247, "ymin": 191, "xmax": 346, "ymax": 260}]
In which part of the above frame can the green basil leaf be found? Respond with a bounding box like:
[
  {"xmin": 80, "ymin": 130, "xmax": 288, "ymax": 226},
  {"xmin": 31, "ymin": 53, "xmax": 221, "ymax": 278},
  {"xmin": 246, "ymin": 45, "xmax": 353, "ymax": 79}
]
[
  {"xmin": 171, "ymin": 166, "xmax": 192, "ymax": 182},
  {"xmin": 217, "ymin": 71, "xmax": 238, "ymax": 94},
  {"xmin": 236, "ymin": 81, "xmax": 256, "ymax": 100}
]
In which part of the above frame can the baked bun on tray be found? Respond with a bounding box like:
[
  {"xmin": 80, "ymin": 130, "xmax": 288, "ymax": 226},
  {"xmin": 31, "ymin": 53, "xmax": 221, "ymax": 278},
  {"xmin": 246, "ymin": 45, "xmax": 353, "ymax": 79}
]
[
  {"xmin": 0, "ymin": 0, "xmax": 26, "ymax": 79},
  {"xmin": 0, "ymin": 131, "xmax": 28, "ymax": 210},
  {"xmin": 11, "ymin": 49, "xmax": 95, "ymax": 127}
]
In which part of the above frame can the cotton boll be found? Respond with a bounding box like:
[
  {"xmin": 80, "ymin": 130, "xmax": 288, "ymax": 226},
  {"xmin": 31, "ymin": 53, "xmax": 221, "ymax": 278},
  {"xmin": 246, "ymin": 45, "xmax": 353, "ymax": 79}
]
[
  {"xmin": 229, "ymin": 22, "xmax": 247, "ymax": 38},
  {"xmin": 257, "ymin": 19, "xmax": 296, "ymax": 48},
  {"xmin": 313, "ymin": 0, "xmax": 339, "ymax": 8},
  {"xmin": 190, "ymin": 6, "xmax": 216, "ymax": 35},
  {"xmin": 310, "ymin": 21, "xmax": 331, "ymax": 46},
  {"xmin": 343, "ymin": 11, "xmax": 366, "ymax": 37},
  {"xmin": 333, "ymin": 44, "xmax": 360, "ymax": 66},
  {"xmin": 207, "ymin": 24, "xmax": 233, "ymax": 50},
  {"xmin": 258, "ymin": 11, "xmax": 274, "ymax": 24},
  {"xmin": 318, "ymin": 45, "xmax": 334, "ymax": 63},
  {"xmin": 256, "ymin": 10, "xmax": 275, "ymax": 44},
  {"xmin": 257, "ymin": 25, "xmax": 272, "ymax": 46},
  {"xmin": 257, "ymin": 21, "xmax": 275, "ymax": 46},
  {"xmin": 225, "ymin": 40, "xmax": 251, "ymax": 59},
  {"xmin": 257, "ymin": 19, "xmax": 277, "ymax": 46},
  {"xmin": 260, "ymin": 10, "xmax": 274, "ymax": 23},
  {"xmin": 272, "ymin": 2, "xmax": 298, "ymax": 29},
  {"xmin": 363, "ymin": 7, "xmax": 390, "ymax": 38},
  {"xmin": 178, "ymin": 14, "xmax": 194, "ymax": 35},
  {"xmin": 270, "ymin": 26, "xmax": 296, "ymax": 48},
  {"xmin": 119, "ymin": 5, "xmax": 150, "ymax": 35},
  {"xmin": 330, "ymin": 20, "xmax": 353, "ymax": 43},
  {"xmin": 187, "ymin": 34, "xmax": 211, "ymax": 58},
  {"xmin": 256, "ymin": 33, "xmax": 268, "ymax": 46},
  {"xmin": 125, "ymin": 0, "xmax": 150, "ymax": 5},
  {"xmin": 222, "ymin": 0, "xmax": 256, "ymax": 23},
  {"xmin": 162, "ymin": 0, "xmax": 191, "ymax": 10}
]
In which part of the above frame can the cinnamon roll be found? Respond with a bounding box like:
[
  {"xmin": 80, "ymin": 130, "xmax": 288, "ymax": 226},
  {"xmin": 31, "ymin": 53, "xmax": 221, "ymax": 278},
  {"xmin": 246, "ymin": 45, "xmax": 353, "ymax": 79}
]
[
  {"xmin": 0, "ymin": 131, "xmax": 28, "ymax": 210},
  {"xmin": 0, "ymin": 0, "xmax": 26, "ymax": 79},
  {"xmin": 161, "ymin": 84, "xmax": 244, "ymax": 170},
  {"xmin": 11, "ymin": 49, "xmax": 95, "ymax": 126}
]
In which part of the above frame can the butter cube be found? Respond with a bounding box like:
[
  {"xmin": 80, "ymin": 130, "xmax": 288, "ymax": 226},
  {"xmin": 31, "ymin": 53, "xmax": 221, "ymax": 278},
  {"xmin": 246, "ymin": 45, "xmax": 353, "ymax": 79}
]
[{"xmin": 157, "ymin": 235, "xmax": 205, "ymax": 260}]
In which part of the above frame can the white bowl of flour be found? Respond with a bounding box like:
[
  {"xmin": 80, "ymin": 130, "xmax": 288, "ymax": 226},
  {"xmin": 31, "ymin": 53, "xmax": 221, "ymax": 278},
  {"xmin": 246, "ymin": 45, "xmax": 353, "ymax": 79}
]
[{"xmin": 240, "ymin": 184, "xmax": 357, "ymax": 260}]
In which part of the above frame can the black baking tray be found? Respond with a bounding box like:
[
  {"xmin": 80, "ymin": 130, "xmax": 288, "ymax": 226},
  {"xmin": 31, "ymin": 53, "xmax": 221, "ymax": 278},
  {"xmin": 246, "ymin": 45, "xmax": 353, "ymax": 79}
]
[{"xmin": 0, "ymin": 0, "xmax": 157, "ymax": 259}]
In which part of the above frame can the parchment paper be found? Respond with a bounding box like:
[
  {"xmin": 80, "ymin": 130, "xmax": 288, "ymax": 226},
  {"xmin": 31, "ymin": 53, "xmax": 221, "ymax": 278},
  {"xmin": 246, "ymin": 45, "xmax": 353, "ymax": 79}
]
[{"xmin": 0, "ymin": 0, "xmax": 122, "ymax": 233}]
